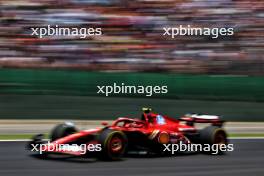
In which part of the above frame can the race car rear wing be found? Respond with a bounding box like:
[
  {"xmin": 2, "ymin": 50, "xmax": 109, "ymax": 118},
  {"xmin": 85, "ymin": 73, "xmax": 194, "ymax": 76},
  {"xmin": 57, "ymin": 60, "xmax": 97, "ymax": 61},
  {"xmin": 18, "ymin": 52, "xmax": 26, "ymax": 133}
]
[{"xmin": 179, "ymin": 114, "xmax": 224, "ymax": 127}]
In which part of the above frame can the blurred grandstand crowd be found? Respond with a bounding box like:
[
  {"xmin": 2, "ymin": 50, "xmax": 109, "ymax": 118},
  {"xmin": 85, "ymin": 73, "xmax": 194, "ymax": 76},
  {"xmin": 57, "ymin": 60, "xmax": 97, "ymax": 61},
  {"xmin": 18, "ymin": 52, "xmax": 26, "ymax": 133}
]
[{"xmin": 0, "ymin": 0, "xmax": 263, "ymax": 75}]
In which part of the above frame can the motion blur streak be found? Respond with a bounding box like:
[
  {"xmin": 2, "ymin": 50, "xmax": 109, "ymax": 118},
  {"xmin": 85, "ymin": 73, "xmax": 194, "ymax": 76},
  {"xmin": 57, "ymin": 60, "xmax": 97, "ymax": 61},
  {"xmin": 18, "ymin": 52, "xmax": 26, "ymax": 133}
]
[{"xmin": 0, "ymin": 0, "xmax": 263, "ymax": 75}]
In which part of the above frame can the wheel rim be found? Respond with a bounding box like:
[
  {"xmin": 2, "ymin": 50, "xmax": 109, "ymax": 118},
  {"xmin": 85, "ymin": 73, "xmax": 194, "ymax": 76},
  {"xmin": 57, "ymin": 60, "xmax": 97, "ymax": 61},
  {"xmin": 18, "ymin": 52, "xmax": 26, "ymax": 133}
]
[
  {"xmin": 214, "ymin": 132, "xmax": 226, "ymax": 144},
  {"xmin": 109, "ymin": 136, "xmax": 123, "ymax": 153}
]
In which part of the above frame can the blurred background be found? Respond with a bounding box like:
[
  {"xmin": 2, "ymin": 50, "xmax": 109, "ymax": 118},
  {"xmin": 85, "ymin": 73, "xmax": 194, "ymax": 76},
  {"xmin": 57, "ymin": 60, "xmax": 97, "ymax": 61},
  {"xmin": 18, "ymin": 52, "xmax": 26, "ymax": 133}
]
[{"xmin": 0, "ymin": 0, "xmax": 263, "ymax": 121}]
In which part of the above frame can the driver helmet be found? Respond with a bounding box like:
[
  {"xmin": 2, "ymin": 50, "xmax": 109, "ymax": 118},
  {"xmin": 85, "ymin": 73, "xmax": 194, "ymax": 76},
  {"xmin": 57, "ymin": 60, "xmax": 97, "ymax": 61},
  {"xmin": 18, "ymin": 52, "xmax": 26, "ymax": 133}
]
[{"xmin": 142, "ymin": 107, "xmax": 152, "ymax": 114}]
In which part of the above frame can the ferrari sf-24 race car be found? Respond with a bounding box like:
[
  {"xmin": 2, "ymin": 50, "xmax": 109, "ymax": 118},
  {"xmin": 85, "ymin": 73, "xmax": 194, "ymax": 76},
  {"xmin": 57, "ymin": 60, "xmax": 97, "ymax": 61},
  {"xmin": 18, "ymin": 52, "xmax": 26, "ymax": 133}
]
[{"xmin": 27, "ymin": 108, "xmax": 228, "ymax": 160}]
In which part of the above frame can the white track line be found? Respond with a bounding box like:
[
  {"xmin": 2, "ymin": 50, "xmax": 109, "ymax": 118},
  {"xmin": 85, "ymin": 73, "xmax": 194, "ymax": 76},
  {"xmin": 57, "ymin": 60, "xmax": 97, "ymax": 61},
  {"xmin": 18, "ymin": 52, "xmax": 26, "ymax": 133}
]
[
  {"xmin": 0, "ymin": 137, "xmax": 264, "ymax": 142},
  {"xmin": 0, "ymin": 139, "xmax": 31, "ymax": 142},
  {"xmin": 229, "ymin": 137, "xmax": 264, "ymax": 139},
  {"xmin": 0, "ymin": 139, "xmax": 49, "ymax": 142}
]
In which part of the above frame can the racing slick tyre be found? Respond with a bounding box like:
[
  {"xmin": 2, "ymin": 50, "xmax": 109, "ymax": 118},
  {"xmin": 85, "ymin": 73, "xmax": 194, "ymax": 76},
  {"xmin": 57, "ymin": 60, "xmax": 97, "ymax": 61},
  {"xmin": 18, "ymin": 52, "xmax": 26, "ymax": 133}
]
[
  {"xmin": 50, "ymin": 122, "xmax": 77, "ymax": 141},
  {"xmin": 199, "ymin": 126, "xmax": 228, "ymax": 154},
  {"xmin": 98, "ymin": 128, "xmax": 128, "ymax": 161}
]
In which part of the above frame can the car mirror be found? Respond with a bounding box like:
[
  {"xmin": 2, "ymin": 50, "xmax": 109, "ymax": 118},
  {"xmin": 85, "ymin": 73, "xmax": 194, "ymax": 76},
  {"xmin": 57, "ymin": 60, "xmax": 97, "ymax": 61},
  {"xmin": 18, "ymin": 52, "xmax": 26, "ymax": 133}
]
[{"xmin": 101, "ymin": 122, "xmax": 108, "ymax": 126}]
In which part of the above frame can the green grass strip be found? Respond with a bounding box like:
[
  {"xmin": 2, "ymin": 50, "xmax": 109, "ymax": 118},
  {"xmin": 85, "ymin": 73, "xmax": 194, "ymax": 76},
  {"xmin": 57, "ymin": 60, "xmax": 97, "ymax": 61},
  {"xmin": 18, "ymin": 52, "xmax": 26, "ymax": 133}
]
[
  {"xmin": 0, "ymin": 134, "xmax": 48, "ymax": 140},
  {"xmin": 229, "ymin": 133, "xmax": 264, "ymax": 138}
]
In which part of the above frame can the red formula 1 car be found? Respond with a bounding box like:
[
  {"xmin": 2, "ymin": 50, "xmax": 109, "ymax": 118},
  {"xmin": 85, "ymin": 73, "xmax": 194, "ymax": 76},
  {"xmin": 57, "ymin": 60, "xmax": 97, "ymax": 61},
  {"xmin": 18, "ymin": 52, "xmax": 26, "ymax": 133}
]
[{"xmin": 27, "ymin": 108, "xmax": 228, "ymax": 160}]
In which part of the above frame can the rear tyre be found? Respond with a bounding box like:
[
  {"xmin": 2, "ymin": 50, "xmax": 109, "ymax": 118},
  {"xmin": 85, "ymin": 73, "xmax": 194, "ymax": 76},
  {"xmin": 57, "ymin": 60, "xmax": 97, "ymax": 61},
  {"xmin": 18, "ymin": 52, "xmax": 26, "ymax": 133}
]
[
  {"xmin": 50, "ymin": 122, "xmax": 77, "ymax": 141},
  {"xmin": 98, "ymin": 129, "xmax": 127, "ymax": 161},
  {"xmin": 199, "ymin": 126, "xmax": 228, "ymax": 154}
]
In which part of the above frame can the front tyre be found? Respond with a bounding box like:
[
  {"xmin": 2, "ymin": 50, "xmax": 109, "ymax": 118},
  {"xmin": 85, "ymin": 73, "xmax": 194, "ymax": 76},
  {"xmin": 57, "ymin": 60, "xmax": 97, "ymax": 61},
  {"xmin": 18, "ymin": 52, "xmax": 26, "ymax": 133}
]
[
  {"xmin": 98, "ymin": 129, "xmax": 127, "ymax": 161},
  {"xmin": 50, "ymin": 122, "xmax": 77, "ymax": 141}
]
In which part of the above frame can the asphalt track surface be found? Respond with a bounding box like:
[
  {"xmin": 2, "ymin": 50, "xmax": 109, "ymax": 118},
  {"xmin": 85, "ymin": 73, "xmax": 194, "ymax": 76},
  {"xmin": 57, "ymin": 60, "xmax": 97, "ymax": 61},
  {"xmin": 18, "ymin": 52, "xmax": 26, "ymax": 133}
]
[{"xmin": 0, "ymin": 139, "xmax": 263, "ymax": 176}]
